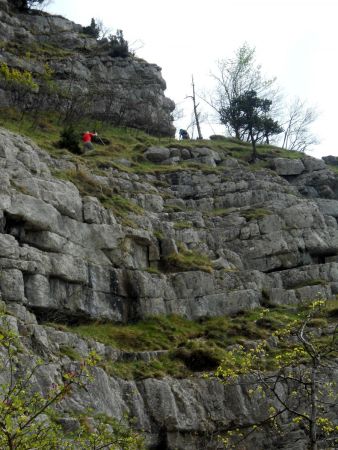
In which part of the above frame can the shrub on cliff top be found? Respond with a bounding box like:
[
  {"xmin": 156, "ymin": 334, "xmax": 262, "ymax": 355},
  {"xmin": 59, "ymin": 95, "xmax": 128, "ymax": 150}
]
[
  {"xmin": 8, "ymin": 0, "xmax": 47, "ymax": 11},
  {"xmin": 108, "ymin": 30, "xmax": 129, "ymax": 58}
]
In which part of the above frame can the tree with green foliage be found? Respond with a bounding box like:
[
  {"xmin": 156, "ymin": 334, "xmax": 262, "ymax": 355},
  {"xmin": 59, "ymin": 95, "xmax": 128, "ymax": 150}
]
[
  {"xmin": 209, "ymin": 43, "xmax": 318, "ymax": 152},
  {"xmin": 0, "ymin": 313, "xmax": 144, "ymax": 449},
  {"xmin": 208, "ymin": 43, "xmax": 278, "ymax": 140},
  {"xmin": 215, "ymin": 300, "xmax": 338, "ymax": 450},
  {"xmin": 220, "ymin": 90, "xmax": 282, "ymax": 162},
  {"xmin": 30, "ymin": 63, "xmax": 59, "ymax": 126}
]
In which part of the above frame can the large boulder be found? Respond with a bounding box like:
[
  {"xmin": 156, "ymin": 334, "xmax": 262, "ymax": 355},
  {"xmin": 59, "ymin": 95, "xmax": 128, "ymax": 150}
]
[
  {"xmin": 272, "ymin": 158, "xmax": 305, "ymax": 176},
  {"xmin": 144, "ymin": 147, "xmax": 170, "ymax": 162}
]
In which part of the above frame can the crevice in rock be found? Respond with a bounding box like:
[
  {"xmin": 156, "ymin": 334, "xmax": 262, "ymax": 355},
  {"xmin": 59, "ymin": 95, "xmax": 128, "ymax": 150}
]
[
  {"xmin": 279, "ymin": 174, "xmax": 300, "ymax": 182},
  {"xmin": 3, "ymin": 212, "xmax": 26, "ymax": 242},
  {"xmin": 119, "ymin": 273, "xmax": 142, "ymax": 322},
  {"xmin": 149, "ymin": 426, "xmax": 168, "ymax": 450},
  {"xmin": 261, "ymin": 265, "xmax": 296, "ymax": 274},
  {"xmin": 28, "ymin": 305, "xmax": 90, "ymax": 326},
  {"xmin": 309, "ymin": 252, "xmax": 338, "ymax": 264}
]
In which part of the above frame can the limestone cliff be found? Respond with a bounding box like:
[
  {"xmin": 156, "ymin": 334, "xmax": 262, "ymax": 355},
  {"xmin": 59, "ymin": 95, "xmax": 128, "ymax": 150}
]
[
  {"xmin": 0, "ymin": 0, "xmax": 175, "ymax": 135},
  {"xmin": 2, "ymin": 129, "xmax": 338, "ymax": 322},
  {"xmin": 0, "ymin": 2, "xmax": 338, "ymax": 448},
  {"xmin": 0, "ymin": 126, "xmax": 338, "ymax": 448}
]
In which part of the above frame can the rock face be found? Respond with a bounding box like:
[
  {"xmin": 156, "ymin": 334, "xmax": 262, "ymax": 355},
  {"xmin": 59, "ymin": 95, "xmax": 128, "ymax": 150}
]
[
  {"xmin": 0, "ymin": 1, "xmax": 175, "ymax": 135},
  {"xmin": 2, "ymin": 131, "xmax": 338, "ymax": 323},
  {"xmin": 1, "ymin": 129, "xmax": 338, "ymax": 447},
  {"xmin": 1, "ymin": 306, "xmax": 336, "ymax": 450}
]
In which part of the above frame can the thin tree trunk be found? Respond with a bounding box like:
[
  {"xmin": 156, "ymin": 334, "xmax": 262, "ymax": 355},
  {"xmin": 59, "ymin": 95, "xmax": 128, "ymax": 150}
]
[
  {"xmin": 249, "ymin": 130, "xmax": 257, "ymax": 162},
  {"xmin": 191, "ymin": 75, "xmax": 203, "ymax": 140},
  {"xmin": 310, "ymin": 364, "xmax": 318, "ymax": 450}
]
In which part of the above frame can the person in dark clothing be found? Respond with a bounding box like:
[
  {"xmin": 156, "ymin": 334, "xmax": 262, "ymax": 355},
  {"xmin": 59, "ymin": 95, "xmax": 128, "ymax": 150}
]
[{"xmin": 179, "ymin": 129, "xmax": 190, "ymax": 140}]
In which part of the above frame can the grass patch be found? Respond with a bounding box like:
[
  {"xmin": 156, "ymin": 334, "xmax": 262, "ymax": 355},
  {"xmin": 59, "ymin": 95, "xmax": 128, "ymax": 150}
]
[
  {"xmin": 173, "ymin": 221, "xmax": 192, "ymax": 230},
  {"xmin": 57, "ymin": 302, "xmax": 338, "ymax": 379},
  {"xmin": 1, "ymin": 40, "xmax": 73, "ymax": 59},
  {"xmin": 165, "ymin": 243, "xmax": 213, "ymax": 273},
  {"xmin": 59, "ymin": 345, "xmax": 81, "ymax": 361},
  {"xmin": 153, "ymin": 230, "xmax": 164, "ymax": 240},
  {"xmin": 101, "ymin": 194, "xmax": 144, "ymax": 217},
  {"xmin": 0, "ymin": 107, "xmax": 303, "ymax": 181},
  {"xmin": 327, "ymin": 165, "xmax": 338, "ymax": 175},
  {"xmin": 208, "ymin": 207, "xmax": 238, "ymax": 218},
  {"xmin": 242, "ymin": 208, "xmax": 272, "ymax": 221},
  {"xmin": 54, "ymin": 167, "xmax": 143, "ymax": 224},
  {"xmin": 145, "ymin": 266, "xmax": 161, "ymax": 275},
  {"xmin": 67, "ymin": 315, "xmax": 202, "ymax": 351},
  {"xmin": 104, "ymin": 355, "xmax": 189, "ymax": 380}
]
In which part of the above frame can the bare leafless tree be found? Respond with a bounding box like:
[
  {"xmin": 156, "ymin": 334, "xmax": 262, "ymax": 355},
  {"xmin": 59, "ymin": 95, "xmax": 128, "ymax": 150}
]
[
  {"xmin": 279, "ymin": 98, "xmax": 319, "ymax": 152},
  {"xmin": 186, "ymin": 75, "xmax": 203, "ymax": 139},
  {"xmin": 95, "ymin": 18, "xmax": 112, "ymax": 40}
]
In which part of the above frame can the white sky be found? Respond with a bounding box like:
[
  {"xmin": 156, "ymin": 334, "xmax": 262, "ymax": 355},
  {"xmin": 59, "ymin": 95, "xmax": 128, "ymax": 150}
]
[{"xmin": 46, "ymin": 0, "xmax": 338, "ymax": 158}]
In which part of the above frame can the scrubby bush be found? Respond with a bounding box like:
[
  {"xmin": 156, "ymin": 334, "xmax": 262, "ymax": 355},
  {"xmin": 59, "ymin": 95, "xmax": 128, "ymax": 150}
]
[
  {"xmin": 108, "ymin": 30, "xmax": 129, "ymax": 58},
  {"xmin": 8, "ymin": 0, "xmax": 47, "ymax": 11},
  {"xmin": 58, "ymin": 126, "xmax": 81, "ymax": 154},
  {"xmin": 0, "ymin": 62, "xmax": 38, "ymax": 118},
  {"xmin": 209, "ymin": 134, "xmax": 227, "ymax": 141},
  {"xmin": 82, "ymin": 18, "xmax": 100, "ymax": 39}
]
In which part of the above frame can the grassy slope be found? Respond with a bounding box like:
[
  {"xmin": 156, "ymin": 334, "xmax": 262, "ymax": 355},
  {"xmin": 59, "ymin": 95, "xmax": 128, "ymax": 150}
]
[{"xmin": 0, "ymin": 108, "xmax": 303, "ymax": 175}]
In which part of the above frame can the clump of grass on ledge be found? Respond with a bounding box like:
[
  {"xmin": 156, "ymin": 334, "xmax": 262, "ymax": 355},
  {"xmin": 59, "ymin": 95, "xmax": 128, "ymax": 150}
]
[
  {"xmin": 54, "ymin": 167, "xmax": 143, "ymax": 223},
  {"xmin": 59, "ymin": 345, "xmax": 81, "ymax": 361},
  {"xmin": 207, "ymin": 207, "xmax": 238, "ymax": 218},
  {"xmin": 327, "ymin": 165, "xmax": 338, "ymax": 175},
  {"xmin": 67, "ymin": 315, "xmax": 203, "ymax": 352},
  {"xmin": 242, "ymin": 208, "xmax": 272, "ymax": 221},
  {"xmin": 53, "ymin": 300, "xmax": 338, "ymax": 379},
  {"xmin": 103, "ymin": 355, "xmax": 189, "ymax": 380},
  {"xmin": 145, "ymin": 266, "xmax": 161, "ymax": 275},
  {"xmin": 165, "ymin": 243, "xmax": 213, "ymax": 273},
  {"xmin": 100, "ymin": 193, "xmax": 143, "ymax": 217},
  {"xmin": 173, "ymin": 221, "xmax": 192, "ymax": 230}
]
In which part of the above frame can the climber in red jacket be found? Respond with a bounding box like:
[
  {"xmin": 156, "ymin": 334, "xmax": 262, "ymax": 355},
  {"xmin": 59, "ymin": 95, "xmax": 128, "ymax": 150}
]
[{"xmin": 81, "ymin": 131, "xmax": 97, "ymax": 153}]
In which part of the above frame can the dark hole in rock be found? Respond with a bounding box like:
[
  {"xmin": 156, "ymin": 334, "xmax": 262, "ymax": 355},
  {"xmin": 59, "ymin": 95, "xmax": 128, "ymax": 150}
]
[{"xmin": 4, "ymin": 213, "xmax": 26, "ymax": 240}]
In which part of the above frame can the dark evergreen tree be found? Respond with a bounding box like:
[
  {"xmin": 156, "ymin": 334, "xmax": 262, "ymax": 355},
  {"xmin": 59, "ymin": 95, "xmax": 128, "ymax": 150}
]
[
  {"xmin": 82, "ymin": 18, "xmax": 100, "ymax": 39},
  {"xmin": 108, "ymin": 30, "xmax": 129, "ymax": 57},
  {"xmin": 58, "ymin": 126, "xmax": 81, "ymax": 154},
  {"xmin": 221, "ymin": 90, "xmax": 283, "ymax": 162}
]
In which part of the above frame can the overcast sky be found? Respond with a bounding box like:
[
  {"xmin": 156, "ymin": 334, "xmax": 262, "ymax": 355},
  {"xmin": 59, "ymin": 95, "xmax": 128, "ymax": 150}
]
[{"xmin": 46, "ymin": 0, "xmax": 337, "ymax": 158}]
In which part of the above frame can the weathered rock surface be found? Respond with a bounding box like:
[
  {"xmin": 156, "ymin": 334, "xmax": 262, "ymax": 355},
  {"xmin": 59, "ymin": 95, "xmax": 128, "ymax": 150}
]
[
  {"xmin": 1, "ymin": 4, "xmax": 338, "ymax": 448},
  {"xmin": 1, "ymin": 129, "xmax": 338, "ymax": 447},
  {"xmin": 2, "ymin": 128, "xmax": 338, "ymax": 325},
  {"xmin": 0, "ymin": 306, "xmax": 337, "ymax": 450},
  {"xmin": 322, "ymin": 155, "xmax": 338, "ymax": 166},
  {"xmin": 0, "ymin": 1, "xmax": 175, "ymax": 136}
]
